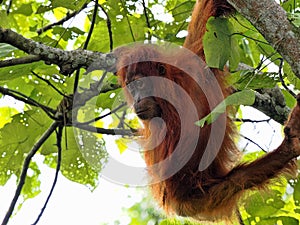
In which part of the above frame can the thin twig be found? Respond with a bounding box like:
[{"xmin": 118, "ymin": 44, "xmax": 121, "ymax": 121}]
[
  {"xmin": 231, "ymin": 15, "xmax": 257, "ymax": 33},
  {"xmin": 73, "ymin": 123, "xmax": 136, "ymax": 136},
  {"xmin": 235, "ymin": 118, "xmax": 271, "ymax": 123},
  {"xmin": 0, "ymin": 56, "xmax": 41, "ymax": 68},
  {"xmin": 231, "ymin": 32, "xmax": 269, "ymax": 45},
  {"xmin": 240, "ymin": 134, "xmax": 267, "ymax": 152},
  {"xmin": 73, "ymin": 0, "xmax": 99, "ymax": 93},
  {"xmin": 6, "ymin": 0, "xmax": 12, "ymax": 15},
  {"xmin": 0, "ymin": 86, "xmax": 56, "ymax": 119},
  {"xmin": 73, "ymin": 72, "xmax": 108, "ymax": 109},
  {"xmin": 114, "ymin": 111, "xmax": 136, "ymax": 131},
  {"xmin": 120, "ymin": 0, "xmax": 135, "ymax": 42},
  {"xmin": 32, "ymin": 125, "xmax": 63, "ymax": 225},
  {"xmin": 141, "ymin": 0, "xmax": 151, "ymax": 40},
  {"xmin": 167, "ymin": 1, "xmax": 191, "ymax": 13},
  {"xmin": 31, "ymin": 71, "xmax": 68, "ymax": 97},
  {"xmin": 1, "ymin": 121, "xmax": 61, "ymax": 225},
  {"xmin": 81, "ymin": 102, "xmax": 127, "ymax": 125},
  {"xmin": 97, "ymin": 1, "xmax": 113, "ymax": 51},
  {"xmin": 37, "ymin": 3, "xmax": 88, "ymax": 35}
]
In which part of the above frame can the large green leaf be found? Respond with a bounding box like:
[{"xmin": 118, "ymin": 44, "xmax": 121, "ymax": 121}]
[
  {"xmin": 245, "ymin": 190, "xmax": 285, "ymax": 217},
  {"xmin": 196, "ymin": 90, "xmax": 255, "ymax": 127},
  {"xmin": 203, "ymin": 17, "xmax": 239, "ymax": 69},
  {"xmin": 12, "ymin": 3, "xmax": 33, "ymax": 16},
  {"xmin": 0, "ymin": 110, "xmax": 52, "ymax": 186},
  {"xmin": 0, "ymin": 43, "xmax": 17, "ymax": 58},
  {"xmin": 42, "ymin": 127, "xmax": 108, "ymax": 188},
  {"xmin": 0, "ymin": 62, "xmax": 44, "ymax": 81},
  {"xmin": 230, "ymin": 70, "xmax": 278, "ymax": 90}
]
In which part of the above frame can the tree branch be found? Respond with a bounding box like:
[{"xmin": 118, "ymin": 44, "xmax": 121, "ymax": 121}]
[
  {"xmin": 73, "ymin": 0, "xmax": 99, "ymax": 93},
  {"xmin": 0, "ymin": 86, "xmax": 57, "ymax": 119},
  {"xmin": 0, "ymin": 55, "xmax": 41, "ymax": 68},
  {"xmin": 37, "ymin": 3, "xmax": 88, "ymax": 35},
  {"xmin": 227, "ymin": 0, "xmax": 300, "ymax": 78},
  {"xmin": 97, "ymin": 1, "xmax": 113, "ymax": 51},
  {"xmin": 32, "ymin": 125, "xmax": 63, "ymax": 225},
  {"xmin": 73, "ymin": 123, "xmax": 135, "ymax": 136},
  {"xmin": 253, "ymin": 87, "xmax": 290, "ymax": 125},
  {"xmin": 1, "ymin": 121, "xmax": 61, "ymax": 225},
  {"xmin": 0, "ymin": 28, "xmax": 116, "ymax": 75}
]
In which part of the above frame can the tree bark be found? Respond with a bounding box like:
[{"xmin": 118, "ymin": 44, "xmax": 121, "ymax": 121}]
[{"xmin": 227, "ymin": 0, "xmax": 300, "ymax": 78}]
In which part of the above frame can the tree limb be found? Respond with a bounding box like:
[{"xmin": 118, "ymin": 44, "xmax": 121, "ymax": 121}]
[
  {"xmin": 253, "ymin": 87, "xmax": 290, "ymax": 125},
  {"xmin": 37, "ymin": 3, "xmax": 88, "ymax": 35},
  {"xmin": 0, "ymin": 28, "xmax": 116, "ymax": 75},
  {"xmin": 227, "ymin": 0, "xmax": 300, "ymax": 78},
  {"xmin": 0, "ymin": 55, "xmax": 41, "ymax": 68}
]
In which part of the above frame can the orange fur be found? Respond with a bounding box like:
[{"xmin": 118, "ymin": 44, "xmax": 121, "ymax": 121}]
[{"xmin": 115, "ymin": 0, "xmax": 300, "ymax": 223}]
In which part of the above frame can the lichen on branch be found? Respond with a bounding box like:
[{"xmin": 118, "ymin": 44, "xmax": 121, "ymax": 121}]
[{"xmin": 0, "ymin": 28, "xmax": 116, "ymax": 75}]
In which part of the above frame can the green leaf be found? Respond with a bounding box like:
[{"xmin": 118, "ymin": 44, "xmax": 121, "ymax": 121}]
[
  {"xmin": 12, "ymin": 3, "xmax": 33, "ymax": 16},
  {"xmin": 282, "ymin": 89, "xmax": 297, "ymax": 109},
  {"xmin": 0, "ymin": 62, "xmax": 44, "ymax": 81},
  {"xmin": 231, "ymin": 70, "xmax": 278, "ymax": 90},
  {"xmin": 0, "ymin": 107, "xmax": 19, "ymax": 128},
  {"xmin": 115, "ymin": 138, "xmax": 129, "ymax": 154},
  {"xmin": 0, "ymin": 43, "xmax": 17, "ymax": 58},
  {"xmin": 203, "ymin": 17, "xmax": 233, "ymax": 69},
  {"xmin": 196, "ymin": 90, "xmax": 255, "ymax": 127},
  {"xmin": 245, "ymin": 190, "xmax": 285, "ymax": 217},
  {"xmin": 51, "ymin": 0, "xmax": 86, "ymax": 10},
  {"xmin": 22, "ymin": 162, "xmax": 41, "ymax": 200},
  {"xmin": 293, "ymin": 180, "xmax": 300, "ymax": 206},
  {"xmin": 0, "ymin": 110, "xmax": 52, "ymax": 186},
  {"xmin": 96, "ymin": 88, "xmax": 123, "ymax": 110},
  {"xmin": 42, "ymin": 127, "xmax": 108, "ymax": 188}
]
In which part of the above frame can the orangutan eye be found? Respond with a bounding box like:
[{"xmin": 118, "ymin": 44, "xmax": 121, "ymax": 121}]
[{"xmin": 157, "ymin": 63, "xmax": 166, "ymax": 76}]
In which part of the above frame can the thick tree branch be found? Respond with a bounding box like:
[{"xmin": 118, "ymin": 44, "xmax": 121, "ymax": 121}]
[
  {"xmin": 0, "ymin": 28, "xmax": 116, "ymax": 75},
  {"xmin": 253, "ymin": 87, "xmax": 290, "ymax": 125},
  {"xmin": 227, "ymin": 0, "xmax": 300, "ymax": 78}
]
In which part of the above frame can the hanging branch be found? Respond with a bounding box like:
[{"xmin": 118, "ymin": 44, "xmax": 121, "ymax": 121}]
[
  {"xmin": 6, "ymin": 0, "xmax": 12, "ymax": 15},
  {"xmin": 240, "ymin": 134, "xmax": 267, "ymax": 152},
  {"xmin": 120, "ymin": 0, "xmax": 135, "ymax": 42},
  {"xmin": 73, "ymin": 0, "xmax": 99, "ymax": 92},
  {"xmin": 32, "ymin": 125, "xmax": 63, "ymax": 225},
  {"xmin": 141, "ymin": 0, "xmax": 151, "ymax": 40},
  {"xmin": 37, "ymin": 3, "xmax": 88, "ymax": 35},
  {"xmin": 277, "ymin": 58, "xmax": 297, "ymax": 98},
  {"xmin": 1, "ymin": 121, "xmax": 61, "ymax": 225},
  {"xmin": 97, "ymin": 1, "xmax": 113, "ymax": 51}
]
